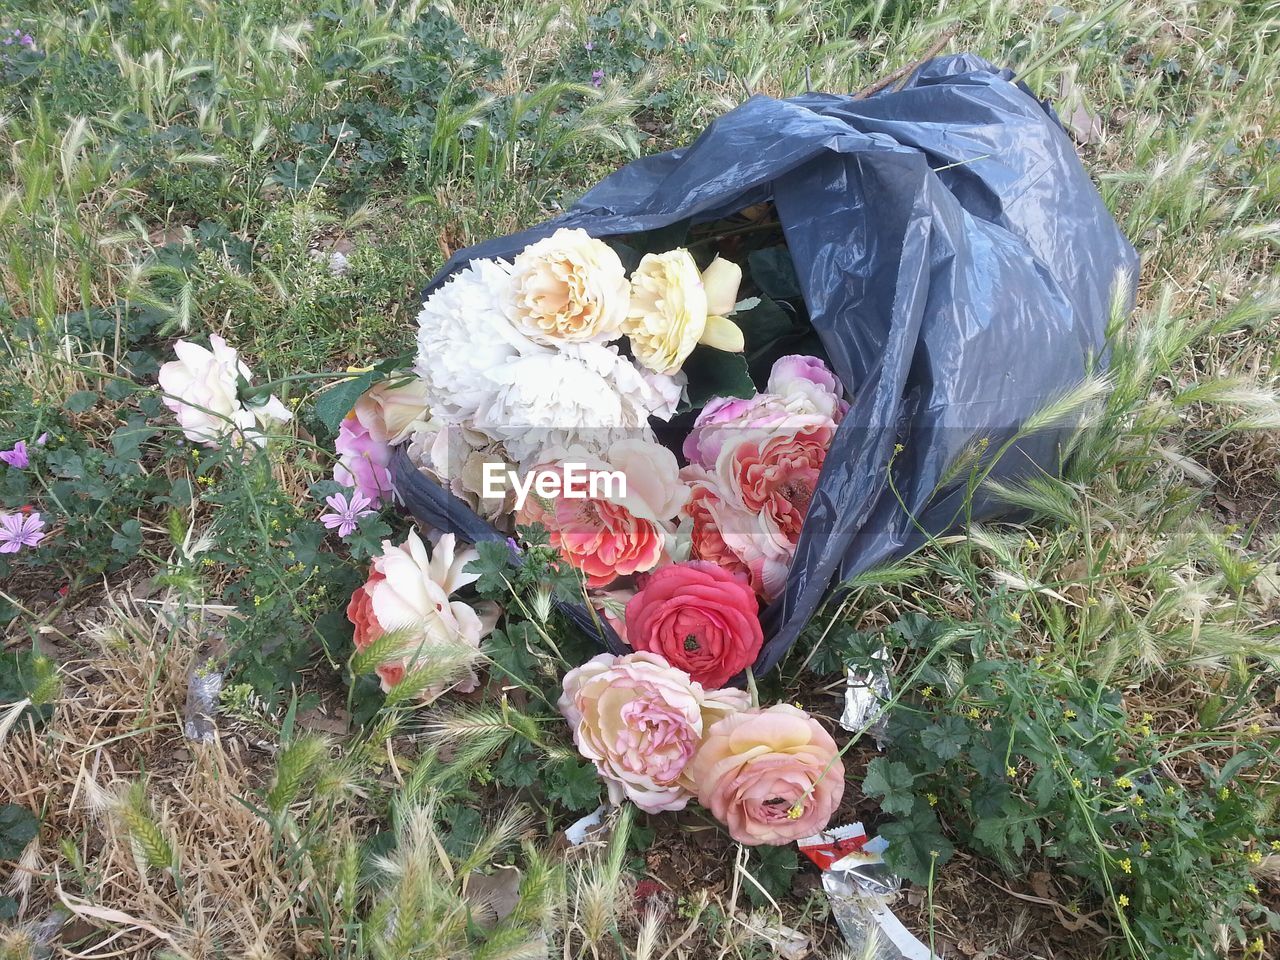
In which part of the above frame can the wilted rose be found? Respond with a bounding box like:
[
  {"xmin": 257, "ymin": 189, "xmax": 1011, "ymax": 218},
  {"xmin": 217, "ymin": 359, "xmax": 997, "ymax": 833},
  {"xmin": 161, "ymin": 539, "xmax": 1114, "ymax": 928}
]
[
  {"xmin": 689, "ymin": 704, "xmax": 844, "ymax": 845},
  {"xmin": 559, "ymin": 651, "xmax": 750, "ymax": 812}
]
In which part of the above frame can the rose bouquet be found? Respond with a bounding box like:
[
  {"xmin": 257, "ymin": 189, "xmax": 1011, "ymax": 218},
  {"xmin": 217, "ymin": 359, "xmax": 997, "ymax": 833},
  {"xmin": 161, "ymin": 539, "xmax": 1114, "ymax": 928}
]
[{"xmin": 324, "ymin": 222, "xmax": 849, "ymax": 843}]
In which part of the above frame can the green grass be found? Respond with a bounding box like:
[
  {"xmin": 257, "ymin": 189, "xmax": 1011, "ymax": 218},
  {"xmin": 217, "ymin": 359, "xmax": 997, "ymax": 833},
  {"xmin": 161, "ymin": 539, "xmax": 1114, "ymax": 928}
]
[{"xmin": 1, "ymin": 1, "xmax": 1279, "ymax": 958}]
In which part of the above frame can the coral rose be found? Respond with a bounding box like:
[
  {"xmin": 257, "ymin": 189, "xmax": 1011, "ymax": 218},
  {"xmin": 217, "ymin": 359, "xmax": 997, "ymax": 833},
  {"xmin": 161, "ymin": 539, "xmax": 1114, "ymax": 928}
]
[
  {"xmin": 558, "ymin": 651, "xmax": 750, "ymax": 812},
  {"xmin": 721, "ymin": 420, "xmax": 835, "ymax": 546},
  {"xmin": 625, "ymin": 561, "xmax": 763, "ymax": 688},
  {"xmin": 347, "ymin": 529, "xmax": 497, "ymax": 698},
  {"xmin": 516, "ymin": 470, "xmax": 666, "ymax": 588},
  {"xmin": 515, "ymin": 440, "xmax": 682, "ymax": 588},
  {"xmin": 507, "ymin": 227, "xmax": 630, "ymax": 344},
  {"xmin": 689, "ymin": 704, "xmax": 845, "ymax": 846}
]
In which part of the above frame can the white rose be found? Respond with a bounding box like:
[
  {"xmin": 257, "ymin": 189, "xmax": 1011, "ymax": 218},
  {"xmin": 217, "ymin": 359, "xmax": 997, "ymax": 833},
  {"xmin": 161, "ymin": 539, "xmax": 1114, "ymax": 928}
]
[
  {"xmin": 158, "ymin": 334, "xmax": 290, "ymax": 447},
  {"xmin": 474, "ymin": 343, "xmax": 667, "ymax": 464},
  {"xmin": 354, "ymin": 530, "xmax": 498, "ymax": 699},
  {"xmin": 415, "ymin": 258, "xmax": 540, "ymax": 423}
]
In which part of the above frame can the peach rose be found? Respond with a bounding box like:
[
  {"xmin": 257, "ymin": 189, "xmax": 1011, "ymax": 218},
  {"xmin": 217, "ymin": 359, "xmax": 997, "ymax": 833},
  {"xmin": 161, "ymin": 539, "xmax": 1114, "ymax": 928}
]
[
  {"xmin": 625, "ymin": 561, "xmax": 763, "ymax": 688},
  {"xmin": 507, "ymin": 227, "xmax": 630, "ymax": 344},
  {"xmin": 559, "ymin": 651, "xmax": 750, "ymax": 812},
  {"xmin": 353, "ymin": 376, "xmax": 434, "ymax": 445},
  {"xmin": 689, "ymin": 704, "xmax": 845, "ymax": 846},
  {"xmin": 347, "ymin": 529, "xmax": 497, "ymax": 698}
]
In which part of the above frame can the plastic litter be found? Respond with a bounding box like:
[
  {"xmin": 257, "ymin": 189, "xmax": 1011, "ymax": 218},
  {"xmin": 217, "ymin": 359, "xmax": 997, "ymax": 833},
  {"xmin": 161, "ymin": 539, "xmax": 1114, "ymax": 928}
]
[
  {"xmin": 840, "ymin": 646, "xmax": 892, "ymax": 748},
  {"xmin": 800, "ymin": 824, "xmax": 936, "ymax": 959},
  {"xmin": 182, "ymin": 664, "xmax": 222, "ymax": 743},
  {"xmin": 394, "ymin": 52, "xmax": 1139, "ymax": 675}
]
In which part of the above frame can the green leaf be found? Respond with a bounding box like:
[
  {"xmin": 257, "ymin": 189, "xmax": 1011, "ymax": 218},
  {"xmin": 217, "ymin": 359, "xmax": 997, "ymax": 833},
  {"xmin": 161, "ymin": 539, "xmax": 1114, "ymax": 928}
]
[
  {"xmin": 737, "ymin": 295, "xmax": 798, "ymax": 358},
  {"xmin": 314, "ymin": 371, "xmax": 382, "ymax": 434},
  {"xmin": 878, "ymin": 810, "xmax": 954, "ymax": 885},
  {"xmin": 47, "ymin": 448, "xmax": 84, "ymax": 479},
  {"xmin": 862, "ymin": 758, "xmax": 916, "ymax": 816},
  {"xmin": 484, "ymin": 625, "xmax": 539, "ymax": 687},
  {"xmin": 111, "ymin": 419, "xmax": 157, "ymax": 461},
  {"xmin": 748, "ymin": 246, "xmax": 801, "ymax": 301},
  {"xmin": 544, "ymin": 757, "xmax": 603, "ymax": 812},
  {"xmin": 465, "ymin": 539, "xmax": 518, "ymax": 597},
  {"xmin": 493, "ymin": 740, "xmax": 538, "ymax": 789},
  {"xmin": 66, "ymin": 390, "xmax": 98, "ymax": 413},
  {"xmin": 745, "ymin": 845, "xmax": 798, "ymax": 906},
  {"xmin": 632, "ymin": 220, "xmax": 690, "ymax": 258},
  {"xmin": 682, "ymin": 347, "xmax": 755, "ymax": 409},
  {"xmin": 0, "ymin": 804, "xmax": 39, "ymax": 860},
  {"xmin": 111, "ymin": 518, "xmax": 143, "ymax": 557},
  {"xmin": 920, "ymin": 716, "xmax": 970, "ymax": 762}
]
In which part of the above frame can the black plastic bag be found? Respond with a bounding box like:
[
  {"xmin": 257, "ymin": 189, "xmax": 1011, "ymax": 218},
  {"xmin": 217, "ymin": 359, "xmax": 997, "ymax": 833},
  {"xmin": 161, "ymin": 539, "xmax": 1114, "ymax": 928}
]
[{"xmin": 393, "ymin": 54, "xmax": 1139, "ymax": 675}]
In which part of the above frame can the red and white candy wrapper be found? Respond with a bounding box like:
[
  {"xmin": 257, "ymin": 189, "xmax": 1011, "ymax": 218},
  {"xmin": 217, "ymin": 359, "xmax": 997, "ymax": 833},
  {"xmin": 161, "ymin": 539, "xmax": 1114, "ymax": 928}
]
[
  {"xmin": 798, "ymin": 822, "xmax": 872, "ymax": 871},
  {"xmin": 798, "ymin": 823, "xmax": 937, "ymax": 960}
]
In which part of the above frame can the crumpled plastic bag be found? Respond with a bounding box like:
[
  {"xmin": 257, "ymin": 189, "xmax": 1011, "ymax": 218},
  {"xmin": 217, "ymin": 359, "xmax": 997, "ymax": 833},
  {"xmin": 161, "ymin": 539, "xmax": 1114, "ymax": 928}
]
[{"xmin": 394, "ymin": 53, "xmax": 1139, "ymax": 674}]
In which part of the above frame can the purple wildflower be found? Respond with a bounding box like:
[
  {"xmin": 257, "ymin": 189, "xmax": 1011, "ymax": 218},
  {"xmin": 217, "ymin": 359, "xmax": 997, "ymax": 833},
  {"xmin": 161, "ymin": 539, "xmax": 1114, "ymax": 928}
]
[
  {"xmin": 584, "ymin": 41, "xmax": 594, "ymax": 51},
  {"xmin": 591, "ymin": 69, "xmax": 605, "ymax": 88},
  {"xmin": 36, "ymin": 432, "xmax": 48, "ymax": 446},
  {"xmin": 0, "ymin": 440, "xmax": 29, "ymax": 469},
  {"xmin": 0, "ymin": 511, "xmax": 46, "ymax": 553},
  {"xmin": 20, "ymin": 34, "xmax": 33, "ymax": 48},
  {"xmin": 320, "ymin": 489, "xmax": 375, "ymax": 537}
]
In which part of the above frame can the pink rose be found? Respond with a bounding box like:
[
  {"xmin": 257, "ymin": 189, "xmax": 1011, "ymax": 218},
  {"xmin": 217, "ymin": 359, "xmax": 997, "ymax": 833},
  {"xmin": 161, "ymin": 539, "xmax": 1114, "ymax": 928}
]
[
  {"xmin": 766, "ymin": 355, "xmax": 848, "ymax": 421},
  {"xmin": 689, "ymin": 704, "xmax": 845, "ymax": 846},
  {"xmin": 680, "ymin": 467, "xmax": 793, "ymax": 603},
  {"xmin": 559, "ymin": 652, "xmax": 750, "ymax": 812},
  {"xmin": 334, "ymin": 412, "xmax": 394, "ymax": 506},
  {"xmin": 683, "ymin": 356, "xmax": 845, "ymax": 469},
  {"xmin": 625, "ymin": 561, "xmax": 763, "ymax": 688}
]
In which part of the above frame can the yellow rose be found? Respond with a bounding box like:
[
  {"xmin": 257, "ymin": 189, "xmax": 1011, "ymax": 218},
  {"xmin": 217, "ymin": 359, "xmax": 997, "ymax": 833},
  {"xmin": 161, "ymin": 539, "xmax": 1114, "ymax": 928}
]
[
  {"xmin": 507, "ymin": 227, "xmax": 630, "ymax": 343},
  {"xmin": 623, "ymin": 251, "xmax": 744, "ymax": 374}
]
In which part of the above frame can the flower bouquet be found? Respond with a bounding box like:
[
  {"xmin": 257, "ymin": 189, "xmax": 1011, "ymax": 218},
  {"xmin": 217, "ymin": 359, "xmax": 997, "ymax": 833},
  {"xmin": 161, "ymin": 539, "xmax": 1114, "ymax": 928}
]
[{"xmin": 322, "ymin": 218, "xmax": 854, "ymax": 843}]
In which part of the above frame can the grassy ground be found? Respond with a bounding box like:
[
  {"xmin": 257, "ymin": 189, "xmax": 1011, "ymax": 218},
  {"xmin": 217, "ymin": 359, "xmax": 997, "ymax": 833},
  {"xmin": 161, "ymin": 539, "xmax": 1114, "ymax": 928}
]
[{"xmin": 1, "ymin": 1, "xmax": 1278, "ymax": 958}]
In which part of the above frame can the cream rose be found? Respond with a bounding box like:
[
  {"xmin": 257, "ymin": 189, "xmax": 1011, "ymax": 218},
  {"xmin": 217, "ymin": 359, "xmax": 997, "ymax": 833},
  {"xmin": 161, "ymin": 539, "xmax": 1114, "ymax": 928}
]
[
  {"xmin": 507, "ymin": 227, "xmax": 630, "ymax": 344},
  {"xmin": 354, "ymin": 376, "xmax": 435, "ymax": 445},
  {"xmin": 623, "ymin": 251, "xmax": 745, "ymax": 374},
  {"xmin": 559, "ymin": 651, "xmax": 750, "ymax": 812}
]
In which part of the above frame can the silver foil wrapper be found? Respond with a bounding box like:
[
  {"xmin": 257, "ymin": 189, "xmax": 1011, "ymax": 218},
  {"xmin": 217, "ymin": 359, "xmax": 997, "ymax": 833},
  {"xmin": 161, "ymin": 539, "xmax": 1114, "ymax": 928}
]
[
  {"xmin": 839, "ymin": 646, "xmax": 892, "ymax": 748},
  {"xmin": 183, "ymin": 666, "xmax": 223, "ymax": 743}
]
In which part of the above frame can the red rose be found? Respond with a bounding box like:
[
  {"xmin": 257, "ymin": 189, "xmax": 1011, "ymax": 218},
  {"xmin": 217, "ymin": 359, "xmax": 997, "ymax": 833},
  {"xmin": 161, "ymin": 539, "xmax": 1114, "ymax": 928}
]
[{"xmin": 625, "ymin": 561, "xmax": 763, "ymax": 688}]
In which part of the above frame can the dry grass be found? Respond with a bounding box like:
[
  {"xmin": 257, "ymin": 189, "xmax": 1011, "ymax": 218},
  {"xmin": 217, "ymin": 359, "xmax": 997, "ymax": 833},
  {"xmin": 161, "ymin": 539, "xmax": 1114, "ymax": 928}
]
[{"xmin": 0, "ymin": 595, "xmax": 318, "ymax": 960}]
